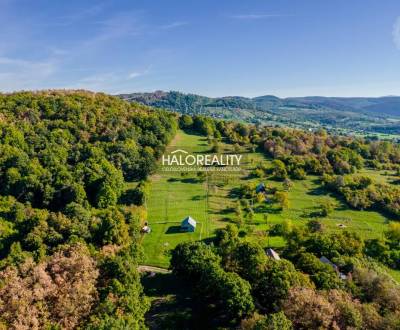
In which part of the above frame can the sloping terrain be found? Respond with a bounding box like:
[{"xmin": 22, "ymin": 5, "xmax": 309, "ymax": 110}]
[
  {"xmin": 119, "ymin": 91, "xmax": 400, "ymax": 136},
  {"xmin": 142, "ymin": 130, "xmax": 397, "ymax": 268}
]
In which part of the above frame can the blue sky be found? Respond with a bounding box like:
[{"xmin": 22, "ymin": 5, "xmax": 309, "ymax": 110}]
[{"xmin": 1, "ymin": 0, "xmax": 400, "ymax": 97}]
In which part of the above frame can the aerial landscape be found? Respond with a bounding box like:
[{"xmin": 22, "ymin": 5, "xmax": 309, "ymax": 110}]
[{"xmin": 0, "ymin": 1, "xmax": 400, "ymax": 329}]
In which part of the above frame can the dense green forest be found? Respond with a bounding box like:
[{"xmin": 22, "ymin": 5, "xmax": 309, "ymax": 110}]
[
  {"xmin": 0, "ymin": 91, "xmax": 399, "ymax": 329},
  {"xmin": 0, "ymin": 91, "xmax": 177, "ymax": 329},
  {"xmin": 169, "ymin": 224, "xmax": 400, "ymax": 329}
]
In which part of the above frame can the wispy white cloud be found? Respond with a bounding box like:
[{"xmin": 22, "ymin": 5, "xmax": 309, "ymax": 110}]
[
  {"xmin": 64, "ymin": 65, "xmax": 151, "ymax": 92},
  {"xmin": 0, "ymin": 56, "xmax": 57, "ymax": 75},
  {"xmin": 0, "ymin": 56, "xmax": 58, "ymax": 91},
  {"xmin": 229, "ymin": 14, "xmax": 289, "ymax": 20},
  {"xmin": 63, "ymin": 2, "xmax": 106, "ymax": 23},
  {"xmin": 80, "ymin": 72, "xmax": 117, "ymax": 84},
  {"xmin": 38, "ymin": 2, "xmax": 107, "ymax": 27},
  {"xmin": 392, "ymin": 16, "xmax": 400, "ymax": 50},
  {"xmin": 63, "ymin": 72, "xmax": 121, "ymax": 91},
  {"xmin": 127, "ymin": 65, "xmax": 152, "ymax": 80},
  {"xmin": 160, "ymin": 21, "xmax": 188, "ymax": 30},
  {"xmin": 0, "ymin": 6, "xmax": 171, "ymax": 93},
  {"xmin": 48, "ymin": 47, "xmax": 69, "ymax": 56},
  {"xmin": 85, "ymin": 16, "xmax": 188, "ymax": 45},
  {"xmin": 128, "ymin": 72, "xmax": 142, "ymax": 79},
  {"xmin": 80, "ymin": 12, "xmax": 144, "ymax": 49}
]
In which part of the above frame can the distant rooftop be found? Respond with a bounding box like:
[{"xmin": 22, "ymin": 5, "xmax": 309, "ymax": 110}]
[{"xmin": 266, "ymin": 248, "xmax": 280, "ymax": 260}]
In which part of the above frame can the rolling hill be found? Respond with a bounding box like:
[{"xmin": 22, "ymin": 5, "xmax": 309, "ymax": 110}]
[{"xmin": 118, "ymin": 91, "xmax": 400, "ymax": 137}]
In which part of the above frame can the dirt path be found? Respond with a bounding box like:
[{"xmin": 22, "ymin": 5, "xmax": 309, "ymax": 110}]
[
  {"xmin": 169, "ymin": 130, "xmax": 183, "ymax": 146},
  {"xmin": 138, "ymin": 265, "xmax": 171, "ymax": 274}
]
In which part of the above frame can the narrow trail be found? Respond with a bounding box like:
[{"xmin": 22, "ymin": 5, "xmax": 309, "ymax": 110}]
[{"xmin": 138, "ymin": 265, "xmax": 171, "ymax": 274}]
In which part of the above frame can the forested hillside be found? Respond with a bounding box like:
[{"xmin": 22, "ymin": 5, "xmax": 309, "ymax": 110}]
[
  {"xmin": 119, "ymin": 91, "xmax": 400, "ymax": 136},
  {"xmin": 0, "ymin": 91, "xmax": 177, "ymax": 329},
  {"xmin": 1, "ymin": 91, "xmax": 399, "ymax": 329}
]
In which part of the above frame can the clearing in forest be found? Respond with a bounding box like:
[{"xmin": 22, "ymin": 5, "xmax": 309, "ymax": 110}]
[{"xmin": 142, "ymin": 130, "xmax": 394, "ymax": 268}]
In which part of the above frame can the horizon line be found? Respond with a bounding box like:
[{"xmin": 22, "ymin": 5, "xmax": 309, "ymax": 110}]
[{"xmin": 1, "ymin": 88, "xmax": 399, "ymax": 99}]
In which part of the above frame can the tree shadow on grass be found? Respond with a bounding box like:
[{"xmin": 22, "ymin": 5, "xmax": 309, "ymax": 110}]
[
  {"xmin": 254, "ymin": 204, "xmax": 281, "ymax": 214},
  {"xmin": 143, "ymin": 274, "xmax": 226, "ymax": 329},
  {"xmin": 210, "ymin": 206, "xmax": 235, "ymax": 215},
  {"xmin": 141, "ymin": 273, "xmax": 194, "ymax": 330},
  {"xmin": 390, "ymin": 178, "xmax": 400, "ymax": 185},
  {"xmin": 307, "ymin": 185, "xmax": 329, "ymax": 196},
  {"xmin": 201, "ymin": 236, "xmax": 216, "ymax": 245},
  {"xmin": 192, "ymin": 195, "xmax": 205, "ymax": 201},
  {"xmin": 228, "ymin": 187, "xmax": 242, "ymax": 198},
  {"xmin": 167, "ymin": 177, "xmax": 202, "ymax": 184},
  {"xmin": 300, "ymin": 207, "xmax": 323, "ymax": 218},
  {"xmin": 165, "ymin": 226, "xmax": 183, "ymax": 234},
  {"xmin": 142, "ymin": 273, "xmax": 180, "ymax": 297},
  {"xmin": 333, "ymin": 196, "xmax": 353, "ymax": 211},
  {"xmin": 244, "ymin": 173, "xmax": 258, "ymax": 180},
  {"xmin": 181, "ymin": 178, "xmax": 201, "ymax": 184}
]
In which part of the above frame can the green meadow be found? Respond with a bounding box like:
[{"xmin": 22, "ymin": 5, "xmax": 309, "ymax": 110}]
[{"xmin": 142, "ymin": 130, "xmax": 396, "ymax": 269}]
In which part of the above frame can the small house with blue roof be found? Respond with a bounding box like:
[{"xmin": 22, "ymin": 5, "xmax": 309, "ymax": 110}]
[{"xmin": 181, "ymin": 216, "xmax": 197, "ymax": 232}]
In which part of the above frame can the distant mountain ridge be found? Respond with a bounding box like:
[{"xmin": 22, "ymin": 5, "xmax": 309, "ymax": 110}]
[
  {"xmin": 118, "ymin": 91, "xmax": 400, "ymax": 135},
  {"xmin": 283, "ymin": 96, "xmax": 400, "ymax": 117},
  {"xmin": 119, "ymin": 91, "xmax": 400, "ymax": 116}
]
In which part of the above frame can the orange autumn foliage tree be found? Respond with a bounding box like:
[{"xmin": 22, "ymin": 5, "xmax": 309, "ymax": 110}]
[{"xmin": 0, "ymin": 244, "xmax": 99, "ymax": 330}]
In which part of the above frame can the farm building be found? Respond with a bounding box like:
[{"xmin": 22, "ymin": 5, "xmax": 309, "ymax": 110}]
[
  {"xmin": 181, "ymin": 216, "xmax": 197, "ymax": 232},
  {"xmin": 266, "ymin": 248, "xmax": 280, "ymax": 260},
  {"xmin": 319, "ymin": 256, "xmax": 338, "ymax": 272},
  {"xmin": 256, "ymin": 183, "xmax": 266, "ymax": 193},
  {"xmin": 319, "ymin": 256, "xmax": 349, "ymax": 280}
]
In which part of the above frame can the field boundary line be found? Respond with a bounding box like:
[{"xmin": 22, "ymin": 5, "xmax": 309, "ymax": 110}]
[{"xmin": 199, "ymin": 222, "xmax": 203, "ymax": 240}]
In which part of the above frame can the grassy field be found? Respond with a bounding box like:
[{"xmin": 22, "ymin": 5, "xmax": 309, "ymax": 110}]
[
  {"xmin": 142, "ymin": 130, "xmax": 397, "ymax": 269},
  {"xmin": 142, "ymin": 132, "xmax": 210, "ymax": 267}
]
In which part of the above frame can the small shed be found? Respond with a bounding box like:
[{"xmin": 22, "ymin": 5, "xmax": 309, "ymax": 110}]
[
  {"xmin": 256, "ymin": 183, "xmax": 266, "ymax": 193},
  {"xmin": 319, "ymin": 256, "xmax": 338, "ymax": 272},
  {"xmin": 181, "ymin": 216, "xmax": 196, "ymax": 232},
  {"xmin": 142, "ymin": 225, "xmax": 151, "ymax": 234},
  {"xmin": 266, "ymin": 248, "xmax": 280, "ymax": 260}
]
